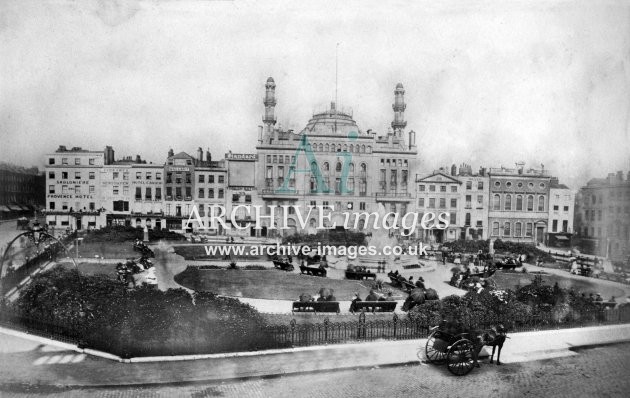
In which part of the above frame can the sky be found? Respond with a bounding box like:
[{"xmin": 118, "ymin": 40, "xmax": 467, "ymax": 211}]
[{"xmin": 1, "ymin": 0, "xmax": 629, "ymax": 190}]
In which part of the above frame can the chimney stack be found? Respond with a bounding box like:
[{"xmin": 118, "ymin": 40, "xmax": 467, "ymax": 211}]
[
  {"xmin": 206, "ymin": 148, "xmax": 211, "ymax": 163},
  {"xmin": 197, "ymin": 147, "xmax": 203, "ymax": 163},
  {"xmin": 168, "ymin": 148, "xmax": 174, "ymax": 158}
]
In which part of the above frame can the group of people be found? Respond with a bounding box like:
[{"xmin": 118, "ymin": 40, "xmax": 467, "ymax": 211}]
[
  {"xmin": 387, "ymin": 270, "xmax": 425, "ymax": 290},
  {"xmin": 116, "ymin": 256, "xmax": 153, "ymax": 285},
  {"xmin": 298, "ymin": 288, "xmax": 336, "ymax": 302},
  {"xmin": 350, "ymin": 289, "xmax": 395, "ymax": 312}
]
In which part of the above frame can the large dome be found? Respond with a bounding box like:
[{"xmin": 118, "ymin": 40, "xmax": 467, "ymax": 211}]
[{"xmin": 301, "ymin": 102, "xmax": 360, "ymax": 136}]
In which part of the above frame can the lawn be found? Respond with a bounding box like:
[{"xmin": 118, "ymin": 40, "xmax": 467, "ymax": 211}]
[
  {"xmin": 489, "ymin": 270, "xmax": 626, "ymax": 300},
  {"xmin": 173, "ymin": 244, "xmax": 271, "ymax": 261},
  {"xmin": 175, "ymin": 267, "xmax": 373, "ymax": 300},
  {"xmin": 61, "ymin": 261, "xmax": 117, "ymax": 277},
  {"xmin": 77, "ymin": 242, "xmax": 138, "ymax": 259}
]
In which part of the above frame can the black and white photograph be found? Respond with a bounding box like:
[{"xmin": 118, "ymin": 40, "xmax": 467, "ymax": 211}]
[{"xmin": 1, "ymin": 0, "xmax": 630, "ymax": 397}]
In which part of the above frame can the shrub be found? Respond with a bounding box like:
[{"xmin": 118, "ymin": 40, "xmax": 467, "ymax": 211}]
[
  {"xmin": 81, "ymin": 226, "xmax": 185, "ymax": 243},
  {"xmin": 441, "ymin": 239, "xmax": 489, "ymax": 253},
  {"xmin": 10, "ymin": 266, "xmax": 279, "ymax": 357}
]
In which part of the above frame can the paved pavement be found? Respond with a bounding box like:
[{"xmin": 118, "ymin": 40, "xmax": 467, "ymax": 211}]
[
  {"xmin": 0, "ymin": 322, "xmax": 629, "ymax": 391},
  {"xmin": 1, "ymin": 334, "xmax": 630, "ymax": 397}
]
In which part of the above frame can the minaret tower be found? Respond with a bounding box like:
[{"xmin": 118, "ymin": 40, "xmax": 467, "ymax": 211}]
[
  {"xmin": 263, "ymin": 77, "xmax": 277, "ymax": 134},
  {"xmin": 391, "ymin": 82, "xmax": 407, "ymax": 136}
]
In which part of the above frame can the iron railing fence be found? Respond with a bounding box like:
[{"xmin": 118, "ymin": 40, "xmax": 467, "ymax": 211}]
[{"xmin": 1, "ymin": 304, "xmax": 629, "ymax": 357}]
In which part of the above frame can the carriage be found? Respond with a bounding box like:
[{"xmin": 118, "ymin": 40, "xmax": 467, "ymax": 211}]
[
  {"xmin": 133, "ymin": 240, "xmax": 154, "ymax": 257},
  {"xmin": 423, "ymin": 322, "xmax": 507, "ymax": 376},
  {"xmin": 449, "ymin": 265, "xmax": 497, "ymax": 289},
  {"xmin": 273, "ymin": 259, "xmax": 294, "ymax": 272}
]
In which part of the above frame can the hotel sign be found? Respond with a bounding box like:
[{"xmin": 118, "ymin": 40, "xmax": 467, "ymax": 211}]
[
  {"xmin": 225, "ymin": 153, "xmax": 257, "ymax": 161},
  {"xmin": 167, "ymin": 166, "xmax": 191, "ymax": 172}
]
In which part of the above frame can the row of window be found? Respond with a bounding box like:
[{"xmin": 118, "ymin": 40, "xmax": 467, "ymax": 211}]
[
  {"xmin": 380, "ymin": 158, "xmax": 409, "ymax": 168},
  {"xmin": 491, "ymin": 221, "xmax": 534, "ymax": 237},
  {"xmin": 266, "ymin": 155, "xmax": 296, "ymax": 164},
  {"xmin": 48, "ymin": 202, "xmax": 96, "ymax": 211},
  {"xmin": 494, "ymin": 181, "xmax": 545, "ymax": 190},
  {"xmin": 167, "ymin": 187, "xmax": 225, "ymax": 199},
  {"xmin": 552, "ymin": 205, "xmax": 571, "ymax": 212},
  {"xmin": 49, "ymin": 157, "xmax": 97, "ymax": 166},
  {"xmin": 49, "ymin": 171, "xmax": 95, "ymax": 180},
  {"xmin": 551, "ymin": 219, "xmax": 569, "ymax": 233},
  {"xmin": 418, "ymin": 195, "xmax": 485, "ymax": 209},
  {"xmin": 299, "ymin": 143, "xmax": 372, "ymax": 154},
  {"xmin": 379, "ymin": 169, "xmax": 409, "ymax": 185},
  {"xmin": 165, "ymin": 173, "xmax": 225, "ymax": 184},
  {"xmin": 420, "ymin": 184, "xmax": 461, "ymax": 193},
  {"xmin": 492, "ymin": 194, "xmax": 545, "ymax": 212},
  {"xmin": 198, "ymin": 174, "xmax": 225, "ymax": 183}
]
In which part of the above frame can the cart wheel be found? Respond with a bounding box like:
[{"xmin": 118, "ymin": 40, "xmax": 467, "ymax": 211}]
[
  {"xmin": 447, "ymin": 339, "xmax": 476, "ymax": 376},
  {"xmin": 424, "ymin": 330, "xmax": 447, "ymax": 364}
]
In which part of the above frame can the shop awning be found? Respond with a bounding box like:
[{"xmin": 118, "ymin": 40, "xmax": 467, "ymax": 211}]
[
  {"xmin": 555, "ymin": 236, "xmax": 570, "ymax": 241},
  {"xmin": 0, "ymin": 205, "xmax": 10, "ymax": 212},
  {"xmin": 7, "ymin": 205, "xmax": 22, "ymax": 211},
  {"xmin": 19, "ymin": 205, "xmax": 31, "ymax": 211}
]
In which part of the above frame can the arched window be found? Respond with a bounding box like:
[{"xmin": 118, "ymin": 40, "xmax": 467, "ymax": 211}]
[
  {"xmin": 516, "ymin": 195, "xmax": 523, "ymax": 211},
  {"xmin": 492, "ymin": 222, "xmax": 500, "ymax": 236},
  {"xmin": 515, "ymin": 222, "xmax": 522, "ymax": 236},
  {"xmin": 355, "ymin": 145, "xmax": 360, "ymax": 153},
  {"xmin": 538, "ymin": 195, "xmax": 545, "ymax": 211},
  {"xmin": 367, "ymin": 145, "xmax": 372, "ymax": 153},
  {"xmin": 349, "ymin": 144, "xmax": 354, "ymax": 152},
  {"xmin": 309, "ymin": 218, "xmax": 317, "ymax": 228},
  {"xmin": 319, "ymin": 143, "xmax": 323, "ymax": 152},
  {"xmin": 349, "ymin": 163, "xmax": 355, "ymax": 173},
  {"xmin": 504, "ymin": 194, "xmax": 512, "ymax": 211},
  {"xmin": 361, "ymin": 144, "xmax": 366, "ymax": 152},
  {"xmin": 343, "ymin": 144, "xmax": 348, "ymax": 152},
  {"xmin": 493, "ymin": 194, "xmax": 501, "ymax": 210},
  {"xmin": 503, "ymin": 222, "xmax": 511, "ymax": 236},
  {"xmin": 527, "ymin": 195, "xmax": 534, "ymax": 211},
  {"xmin": 325, "ymin": 143, "xmax": 329, "ymax": 152},
  {"xmin": 336, "ymin": 161, "xmax": 342, "ymax": 172},
  {"xmin": 360, "ymin": 163, "xmax": 367, "ymax": 173},
  {"xmin": 323, "ymin": 162, "xmax": 330, "ymax": 172}
]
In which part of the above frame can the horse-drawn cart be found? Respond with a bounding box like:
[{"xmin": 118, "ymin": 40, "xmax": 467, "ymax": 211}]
[
  {"xmin": 273, "ymin": 260, "xmax": 295, "ymax": 272},
  {"xmin": 423, "ymin": 322, "xmax": 507, "ymax": 376}
]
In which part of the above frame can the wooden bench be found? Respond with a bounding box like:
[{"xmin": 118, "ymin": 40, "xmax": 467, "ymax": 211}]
[
  {"xmin": 300, "ymin": 265, "xmax": 327, "ymax": 277},
  {"xmin": 292, "ymin": 301, "xmax": 340, "ymax": 313},
  {"xmin": 345, "ymin": 270, "xmax": 376, "ymax": 280},
  {"xmin": 351, "ymin": 301, "xmax": 397, "ymax": 313}
]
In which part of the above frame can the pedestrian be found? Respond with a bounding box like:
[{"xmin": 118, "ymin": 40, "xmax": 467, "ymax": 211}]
[{"xmin": 350, "ymin": 292, "xmax": 362, "ymax": 313}]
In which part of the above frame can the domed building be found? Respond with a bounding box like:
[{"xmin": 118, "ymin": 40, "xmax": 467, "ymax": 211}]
[{"xmin": 253, "ymin": 78, "xmax": 419, "ymax": 237}]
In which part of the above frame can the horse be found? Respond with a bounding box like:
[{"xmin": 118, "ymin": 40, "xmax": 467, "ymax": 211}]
[
  {"xmin": 476, "ymin": 324, "xmax": 508, "ymax": 365},
  {"xmin": 402, "ymin": 287, "xmax": 439, "ymax": 311}
]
